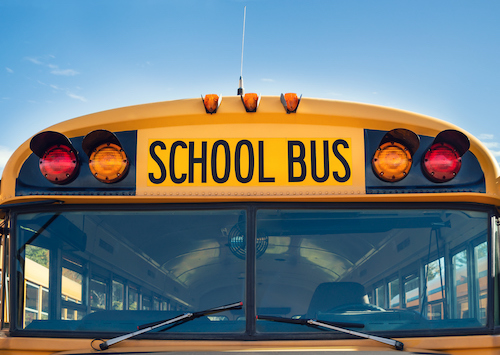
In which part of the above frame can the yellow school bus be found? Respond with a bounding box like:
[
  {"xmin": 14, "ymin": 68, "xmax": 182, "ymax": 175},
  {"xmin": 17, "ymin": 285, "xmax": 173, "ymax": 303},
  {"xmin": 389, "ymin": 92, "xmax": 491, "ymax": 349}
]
[{"xmin": 1, "ymin": 93, "xmax": 499, "ymax": 354}]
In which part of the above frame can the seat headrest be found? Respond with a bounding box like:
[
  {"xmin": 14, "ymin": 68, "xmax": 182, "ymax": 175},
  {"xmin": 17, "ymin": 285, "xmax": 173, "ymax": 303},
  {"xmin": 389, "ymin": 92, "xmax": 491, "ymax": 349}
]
[{"xmin": 306, "ymin": 282, "xmax": 366, "ymax": 318}]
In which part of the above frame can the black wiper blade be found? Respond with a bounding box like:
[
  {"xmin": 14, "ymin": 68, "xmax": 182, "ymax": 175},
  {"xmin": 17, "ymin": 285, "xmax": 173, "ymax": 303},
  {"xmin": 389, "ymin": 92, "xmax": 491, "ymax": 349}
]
[
  {"xmin": 95, "ymin": 301, "xmax": 242, "ymax": 350},
  {"xmin": 257, "ymin": 315, "xmax": 404, "ymax": 351},
  {"xmin": 137, "ymin": 301, "xmax": 243, "ymax": 330},
  {"xmin": 257, "ymin": 315, "xmax": 364, "ymax": 328}
]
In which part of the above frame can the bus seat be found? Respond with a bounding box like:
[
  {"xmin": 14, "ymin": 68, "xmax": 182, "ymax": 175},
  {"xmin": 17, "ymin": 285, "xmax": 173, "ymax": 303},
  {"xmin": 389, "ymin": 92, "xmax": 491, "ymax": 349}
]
[{"xmin": 306, "ymin": 282, "xmax": 367, "ymax": 318}]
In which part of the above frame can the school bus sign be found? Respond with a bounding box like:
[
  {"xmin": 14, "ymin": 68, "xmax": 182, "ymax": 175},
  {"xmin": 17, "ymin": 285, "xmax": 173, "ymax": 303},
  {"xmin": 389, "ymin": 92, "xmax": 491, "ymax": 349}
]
[{"xmin": 147, "ymin": 138, "xmax": 353, "ymax": 187}]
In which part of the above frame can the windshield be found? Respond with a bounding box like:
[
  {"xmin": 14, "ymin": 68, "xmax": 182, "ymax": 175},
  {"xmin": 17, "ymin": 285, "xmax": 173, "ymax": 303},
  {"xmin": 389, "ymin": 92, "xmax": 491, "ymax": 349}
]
[
  {"xmin": 14, "ymin": 206, "xmax": 490, "ymax": 336},
  {"xmin": 16, "ymin": 209, "xmax": 246, "ymax": 333},
  {"xmin": 255, "ymin": 208, "xmax": 489, "ymax": 333}
]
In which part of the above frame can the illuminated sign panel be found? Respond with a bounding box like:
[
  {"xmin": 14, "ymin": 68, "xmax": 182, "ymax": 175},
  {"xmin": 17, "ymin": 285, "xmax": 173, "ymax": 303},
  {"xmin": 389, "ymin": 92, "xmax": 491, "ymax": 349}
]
[{"xmin": 147, "ymin": 138, "xmax": 352, "ymax": 187}]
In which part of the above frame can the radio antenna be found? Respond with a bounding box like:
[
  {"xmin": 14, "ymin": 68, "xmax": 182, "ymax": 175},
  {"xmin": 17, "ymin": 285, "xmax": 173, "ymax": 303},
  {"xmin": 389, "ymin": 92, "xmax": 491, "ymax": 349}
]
[{"xmin": 237, "ymin": 6, "xmax": 246, "ymax": 95}]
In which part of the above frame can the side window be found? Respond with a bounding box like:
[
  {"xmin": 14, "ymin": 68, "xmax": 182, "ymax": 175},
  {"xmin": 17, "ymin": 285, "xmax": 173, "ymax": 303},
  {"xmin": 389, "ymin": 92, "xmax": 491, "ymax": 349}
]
[
  {"xmin": 41, "ymin": 287, "xmax": 49, "ymax": 319},
  {"xmin": 452, "ymin": 249, "xmax": 469, "ymax": 318},
  {"xmin": 366, "ymin": 290, "xmax": 373, "ymax": 304},
  {"xmin": 475, "ymin": 242, "xmax": 487, "ymax": 324},
  {"xmin": 375, "ymin": 284, "xmax": 385, "ymax": 308},
  {"xmin": 90, "ymin": 277, "xmax": 108, "ymax": 311},
  {"xmin": 24, "ymin": 281, "xmax": 39, "ymax": 326},
  {"xmin": 404, "ymin": 274, "xmax": 420, "ymax": 311},
  {"xmin": 23, "ymin": 245, "xmax": 50, "ymax": 326},
  {"xmin": 424, "ymin": 257, "xmax": 446, "ymax": 320},
  {"xmin": 128, "ymin": 285, "xmax": 138, "ymax": 310},
  {"xmin": 142, "ymin": 296, "xmax": 152, "ymax": 310},
  {"xmin": 112, "ymin": 280, "xmax": 124, "ymax": 310},
  {"xmin": 61, "ymin": 257, "xmax": 85, "ymax": 320},
  {"xmin": 388, "ymin": 278, "xmax": 400, "ymax": 308},
  {"xmin": 153, "ymin": 296, "xmax": 160, "ymax": 311}
]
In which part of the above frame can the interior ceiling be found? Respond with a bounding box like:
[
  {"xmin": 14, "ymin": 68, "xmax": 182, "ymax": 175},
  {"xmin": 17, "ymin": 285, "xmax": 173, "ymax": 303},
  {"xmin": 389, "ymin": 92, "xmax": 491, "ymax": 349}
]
[{"xmin": 33, "ymin": 210, "xmax": 460, "ymax": 291}]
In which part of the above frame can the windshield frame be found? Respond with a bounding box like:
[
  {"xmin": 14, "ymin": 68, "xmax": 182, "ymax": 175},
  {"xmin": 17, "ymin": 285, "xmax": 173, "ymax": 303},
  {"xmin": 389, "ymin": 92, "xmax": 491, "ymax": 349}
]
[{"xmin": 7, "ymin": 202, "xmax": 498, "ymax": 340}]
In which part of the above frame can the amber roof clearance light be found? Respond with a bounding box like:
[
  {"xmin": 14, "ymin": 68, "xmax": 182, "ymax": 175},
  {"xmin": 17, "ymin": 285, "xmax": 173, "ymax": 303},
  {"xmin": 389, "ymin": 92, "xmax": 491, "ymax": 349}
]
[
  {"xmin": 280, "ymin": 93, "xmax": 301, "ymax": 113},
  {"xmin": 203, "ymin": 94, "xmax": 221, "ymax": 114},
  {"xmin": 241, "ymin": 93, "xmax": 260, "ymax": 112}
]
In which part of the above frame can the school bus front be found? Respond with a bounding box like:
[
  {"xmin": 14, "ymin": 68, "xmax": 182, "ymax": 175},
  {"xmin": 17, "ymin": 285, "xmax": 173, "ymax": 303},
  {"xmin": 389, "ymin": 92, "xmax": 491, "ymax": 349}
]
[{"xmin": 1, "ymin": 96, "xmax": 500, "ymax": 354}]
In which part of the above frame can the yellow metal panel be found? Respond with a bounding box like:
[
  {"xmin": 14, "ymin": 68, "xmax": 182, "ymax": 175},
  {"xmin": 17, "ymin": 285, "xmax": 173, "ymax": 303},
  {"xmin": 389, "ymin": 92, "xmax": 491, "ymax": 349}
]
[
  {"xmin": 138, "ymin": 124, "xmax": 364, "ymax": 196},
  {"xmin": 1, "ymin": 335, "xmax": 500, "ymax": 355},
  {"xmin": 1, "ymin": 96, "xmax": 499, "ymax": 205}
]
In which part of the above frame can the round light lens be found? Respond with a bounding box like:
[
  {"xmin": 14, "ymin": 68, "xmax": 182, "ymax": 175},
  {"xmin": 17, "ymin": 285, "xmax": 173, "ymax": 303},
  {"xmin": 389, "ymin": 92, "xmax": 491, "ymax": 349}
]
[
  {"xmin": 422, "ymin": 142, "xmax": 461, "ymax": 182},
  {"xmin": 89, "ymin": 143, "xmax": 129, "ymax": 183},
  {"xmin": 40, "ymin": 145, "xmax": 79, "ymax": 184},
  {"xmin": 372, "ymin": 142, "xmax": 412, "ymax": 182}
]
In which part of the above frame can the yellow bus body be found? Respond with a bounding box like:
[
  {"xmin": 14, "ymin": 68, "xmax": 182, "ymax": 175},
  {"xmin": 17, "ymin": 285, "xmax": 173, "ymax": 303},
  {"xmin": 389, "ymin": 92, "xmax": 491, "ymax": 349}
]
[
  {"xmin": 2, "ymin": 97, "xmax": 499, "ymax": 205},
  {"xmin": 1, "ymin": 96, "xmax": 500, "ymax": 354}
]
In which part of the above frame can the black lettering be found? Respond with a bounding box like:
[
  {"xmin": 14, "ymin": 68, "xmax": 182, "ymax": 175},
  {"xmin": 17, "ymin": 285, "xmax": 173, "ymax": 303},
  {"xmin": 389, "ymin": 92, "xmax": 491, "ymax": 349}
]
[
  {"xmin": 258, "ymin": 141, "xmax": 275, "ymax": 182},
  {"xmin": 170, "ymin": 141, "xmax": 187, "ymax": 184},
  {"xmin": 235, "ymin": 140, "xmax": 254, "ymax": 183},
  {"xmin": 149, "ymin": 141, "xmax": 167, "ymax": 184},
  {"xmin": 211, "ymin": 140, "xmax": 231, "ymax": 183},
  {"xmin": 189, "ymin": 141, "xmax": 207, "ymax": 183},
  {"xmin": 332, "ymin": 139, "xmax": 351, "ymax": 182},
  {"xmin": 288, "ymin": 141, "xmax": 306, "ymax": 182},
  {"xmin": 311, "ymin": 140, "xmax": 329, "ymax": 182}
]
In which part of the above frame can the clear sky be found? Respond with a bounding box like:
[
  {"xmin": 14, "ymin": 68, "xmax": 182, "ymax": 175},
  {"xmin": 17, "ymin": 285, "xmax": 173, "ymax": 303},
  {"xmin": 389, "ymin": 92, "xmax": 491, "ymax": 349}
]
[{"xmin": 1, "ymin": 1, "xmax": 500, "ymax": 176}]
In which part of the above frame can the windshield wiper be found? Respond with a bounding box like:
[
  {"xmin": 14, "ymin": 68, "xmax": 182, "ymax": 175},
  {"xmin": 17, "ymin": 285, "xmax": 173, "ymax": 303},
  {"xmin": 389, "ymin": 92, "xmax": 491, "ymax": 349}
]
[
  {"xmin": 257, "ymin": 315, "xmax": 364, "ymax": 328},
  {"xmin": 257, "ymin": 315, "xmax": 404, "ymax": 351},
  {"xmin": 94, "ymin": 301, "xmax": 242, "ymax": 350}
]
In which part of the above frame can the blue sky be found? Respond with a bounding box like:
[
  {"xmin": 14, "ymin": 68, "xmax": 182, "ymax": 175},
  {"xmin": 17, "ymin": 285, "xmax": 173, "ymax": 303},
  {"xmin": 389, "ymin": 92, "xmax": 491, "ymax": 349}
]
[{"xmin": 1, "ymin": 1, "xmax": 500, "ymax": 175}]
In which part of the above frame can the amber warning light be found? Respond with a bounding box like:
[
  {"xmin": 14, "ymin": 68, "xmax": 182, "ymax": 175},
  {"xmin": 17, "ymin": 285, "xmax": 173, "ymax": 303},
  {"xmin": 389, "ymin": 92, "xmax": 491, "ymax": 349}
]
[
  {"xmin": 89, "ymin": 143, "xmax": 129, "ymax": 183},
  {"xmin": 372, "ymin": 129, "xmax": 420, "ymax": 182},
  {"xmin": 83, "ymin": 130, "xmax": 130, "ymax": 184}
]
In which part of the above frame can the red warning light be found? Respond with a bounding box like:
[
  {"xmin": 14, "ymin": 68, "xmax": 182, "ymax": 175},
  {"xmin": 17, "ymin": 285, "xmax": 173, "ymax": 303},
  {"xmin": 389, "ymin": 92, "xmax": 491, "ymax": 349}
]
[
  {"xmin": 422, "ymin": 142, "xmax": 462, "ymax": 182},
  {"xmin": 39, "ymin": 145, "xmax": 79, "ymax": 184},
  {"xmin": 421, "ymin": 130, "xmax": 469, "ymax": 183}
]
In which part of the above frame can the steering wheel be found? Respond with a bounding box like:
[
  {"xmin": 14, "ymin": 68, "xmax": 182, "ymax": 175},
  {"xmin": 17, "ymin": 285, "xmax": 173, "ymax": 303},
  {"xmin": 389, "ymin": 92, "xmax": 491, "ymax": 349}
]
[{"xmin": 326, "ymin": 303, "xmax": 385, "ymax": 313}]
